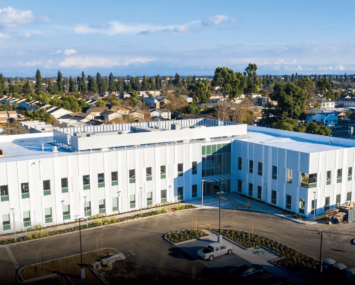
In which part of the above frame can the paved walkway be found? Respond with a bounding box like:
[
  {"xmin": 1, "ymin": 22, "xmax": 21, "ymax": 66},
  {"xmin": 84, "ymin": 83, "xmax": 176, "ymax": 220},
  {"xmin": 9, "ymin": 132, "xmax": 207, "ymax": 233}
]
[{"xmin": 184, "ymin": 192, "xmax": 318, "ymax": 225}]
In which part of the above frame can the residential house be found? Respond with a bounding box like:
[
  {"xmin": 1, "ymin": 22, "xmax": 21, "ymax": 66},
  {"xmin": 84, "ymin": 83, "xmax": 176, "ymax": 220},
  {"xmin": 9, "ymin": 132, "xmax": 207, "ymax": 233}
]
[
  {"xmin": 118, "ymin": 92, "xmax": 132, "ymax": 99},
  {"xmin": 318, "ymin": 100, "xmax": 335, "ymax": 109},
  {"xmin": 0, "ymin": 111, "xmax": 8, "ymax": 124},
  {"xmin": 150, "ymin": 109, "xmax": 171, "ymax": 120},
  {"xmin": 306, "ymin": 109, "xmax": 338, "ymax": 126},
  {"xmin": 144, "ymin": 96, "xmax": 169, "ymax": 109},
  {"xmin": 102, "ymin": 110, "xmax": 120, "ymax": 121},
  {"xmin": 182, "ymin": 95, "xmax": 193, "ymax": 103},
  {"xmin": 129, "ymin": 110, "xmax": 145, "ymax": 120},
  {"xmin": 46, "ymin": 107, "xmax": 72, "ymax": 119},
  {"xmin": 57, "ymin": 113, "xmax": 95, "ymax": 127},
  {"xmin": 110, "ymin": 106, "xmax": 130, "ymax": 117},
  {"xmin": 7, "ymin": 111, "xmax": 17, "ymax": 119},
  {"xmin": 86, "ymin": 107, "xmax": 109, "ymax": 117}
]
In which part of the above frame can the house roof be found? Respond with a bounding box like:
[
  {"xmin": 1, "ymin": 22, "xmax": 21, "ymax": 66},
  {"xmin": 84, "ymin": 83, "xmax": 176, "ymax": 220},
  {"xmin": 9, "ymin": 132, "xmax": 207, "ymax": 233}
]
[
  {"xmin": 87, "ymin": 107, "xmax": 109, "ymax": 113},
  {"xmin": 110, "ymin": 106, "xmax": 129, "ymax": 112},
  {"xmin": 7, "ymin": 111, "xmax": 17, "ymax": 115}
]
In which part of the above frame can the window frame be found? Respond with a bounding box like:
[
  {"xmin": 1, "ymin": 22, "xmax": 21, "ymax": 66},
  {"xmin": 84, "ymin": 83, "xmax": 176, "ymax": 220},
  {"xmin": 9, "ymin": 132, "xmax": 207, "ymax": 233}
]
[
  {"xmin": 272, "ymin": 165, "xmax": 277, "ymax": 180},
  {"xmin": 286, "ymin": 195, "xmax": 291, "ymax": 209},
  {"xmin": 2, "ymin": 214, "xmax": 10, "ymax": 231},
  {"xmin": 84, "ymin": 201, "xmax": 91, "ymax": 217},
  {"xmin": 248, "ymin": 183, "xmax": 253, "ymax": 197},
  {"xmin": 61, "ymin": 178, "xmax": 68, "ymax": 193},
  {"xmin": 45, "ymin": 207, "xmax": 52, "ymax": 223},
  {"xmin": 129, "ymin": 169, "xmax": 135, "ymax": 184},
  {"xmin": 348, "ymin": 167, "xmax": 352, "ymax": 181},
  {"xmin": 258, "ymin": 162, "xmax": 263, "ymax": 176},
  {"xmin": 83, "ymin": 175, "xmax": 90, "ymax": 190},
  {"xmin": 161, "ymin": 189, "xmax": 167, "ymax": 203},
  {"xmin": 286, "ymin": 169, "xmax": 292, "ymax": 184},
  {"xmin": 248, "ymin": 160, "xmax": 253, "ymax": 173},
  {"xmin": 43, "ymin": 180, "xmax": 51, "ymax": 196},
  {"xmin": 257, "ymin": 186, "xmax": 262, "ymax": 200},
  {"xmin": 111, "ymin": 171, "xmax": 118, "ymax": 186},
  {"xmin": 272, "ymin": 190, "xmax": 277, "ymax": 205},
  {"xmin": 337, "ymin": 169, "xmax": 342, "ymax": 183},
  {"xmin": 160, "ymin": 166, "xmax": 166, "ymax": 179},
  {"xmin": 177, "ymin": 187, "xmax": 183, "ymax": 201},
  {"xmin": 112, "ymin": 197, "xmax": 119, "ymax": 212},
  {"xmin": 192, "ymin": 184, "xmax": 197, "ymax": 198},
  {"xmin": 299, "ymin": 199, "xmax": 305, "ymax": 214},
  {"xmin": 326, "ymin": 171, "xmax": 331, "ymax": 185},
  {"xmin": 21, "ymin": 183, "xmax": 29, "ymax": 199},
  {"xmin": 300, "ymin": 173, "xmax": 317, "ymax": 188},
  {"xmin": 130, "ymin": 194, "xmax": 136, "ymax": 209},
  {"xmin": 1, "ymin": 185, "xmax": 9, "ymax": 202},
  {"xmin": 63, "ymin": 205, "xmax": 70, "ymax": 220},
  {"xmin": 238, "ymin": 157, "xmax": 242, "ymax": 170},
  {"xmin": 99, "ymin": 199, "xmax": 106, "ymax": 214},
  {"xmin": 23, "ymin": 210, "xmax": 31, "ymax": 227},
  {"xmin": 98, "ymin": 173, "xmax": 105, "ymax": 188},
  {"xmin": 178, "ymin": 163, "xmax": 183, "ymax": 177},
  {"xmin": 324, "ymin": 197, "xmax": 330, "ymax": 211},
  {"xmin": 147, "ymin": 192, "xmax": 153, "ymax": 206},
  {"xmin": 146, "ymin": 167, "xmax": 152, "ymax": 181},
  {"xmin": 311, "ymin": 199, "xmax": 317, "ymax": 215},
  {"xmin": 238, "ymin": 179, "xmax": 242, "ymax": 192},
  {"xmin": 192, "ymin": 161, "xmax": 197, "ymax": 175},
  {"xmin": 347, "ymin": 192, "xmax": 352, "ymax": 202}
]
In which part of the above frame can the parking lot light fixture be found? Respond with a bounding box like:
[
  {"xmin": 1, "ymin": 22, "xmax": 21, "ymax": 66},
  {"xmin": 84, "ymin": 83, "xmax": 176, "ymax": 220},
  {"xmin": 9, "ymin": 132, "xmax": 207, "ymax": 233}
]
[
  {"xmin": 216, "ymin": 191, "xmax": 225, "ymax": 243},
  {"xmin": 318, "ymin": 231, "xmax": 325, "ymax": 274},
  {"xmin": 11, "ymin": 208, "xmax": 15, "ymax": 241}
]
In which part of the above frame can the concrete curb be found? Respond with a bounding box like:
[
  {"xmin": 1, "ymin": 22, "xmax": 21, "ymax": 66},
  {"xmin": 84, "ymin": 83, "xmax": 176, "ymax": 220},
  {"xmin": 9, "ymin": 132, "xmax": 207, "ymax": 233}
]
[
  {"xmin": 163, "ymin": 232, "xmax": 210, "ymax": 246},
  {"xmin": 0, "ymin": 207, "xmax": 198, "ymax": 247}
]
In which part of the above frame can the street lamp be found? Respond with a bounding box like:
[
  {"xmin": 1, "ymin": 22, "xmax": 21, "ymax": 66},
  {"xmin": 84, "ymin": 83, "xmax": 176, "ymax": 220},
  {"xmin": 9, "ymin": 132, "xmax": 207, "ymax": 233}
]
[
  {"xmin": 318, "ymin": 231, "xmax": 325, "ymax": 274},
  {"xmin": 75, "ymin": 216, "xmax": 85, "ymax": 279},
  {"xmin": 83, "ymin": 196, "xmax": 88, "ymax": 227},
  {"xmin": 11, "ymin": 208, "xmax": 15, "ymax": 241},
  {"xmin": 201, "ymin": 180, "xmax": 204, "ymax": 208},
  {"xmin": 61, "ymin": 200, "xmax": 65, "ymax": 223},
  {"xmin": 313, "ymin": 191, "xmax": 317, "ymax": 221},
  {"xmin": 264, "ymin": 182, "xmax": 268, "ymax": 206},
  {"xmin": 216, "ymin": 190, "xmax": 225, "ymax": 243},
  {"xmin": 117, "ymin": 191, "xmax": 121, "ymax": 213}
]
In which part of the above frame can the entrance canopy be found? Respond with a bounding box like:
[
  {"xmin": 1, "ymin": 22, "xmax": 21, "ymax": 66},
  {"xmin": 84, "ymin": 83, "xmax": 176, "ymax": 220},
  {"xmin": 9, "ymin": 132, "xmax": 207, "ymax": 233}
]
[{"xmin": 202, "ymin": 174, "xmax": 232, "ymax": 183}]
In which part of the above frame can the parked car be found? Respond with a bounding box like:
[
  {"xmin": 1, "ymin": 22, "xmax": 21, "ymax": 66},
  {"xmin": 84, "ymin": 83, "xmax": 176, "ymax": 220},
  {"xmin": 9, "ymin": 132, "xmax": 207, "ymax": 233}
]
[
  {"xmin": 197, "ymin": 243, "xmax": 232, "ymax": 261},
  {"xmin": 231, "ymin": 264, "xmax": 265, "ymax": 279}
]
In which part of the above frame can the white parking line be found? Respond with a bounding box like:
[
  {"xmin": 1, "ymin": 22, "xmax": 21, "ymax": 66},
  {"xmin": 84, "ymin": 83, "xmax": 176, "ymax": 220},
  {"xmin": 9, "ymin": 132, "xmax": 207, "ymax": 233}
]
[{"xmin": 5, "ymin": 246, "xmax": 19, "ymax": 269}]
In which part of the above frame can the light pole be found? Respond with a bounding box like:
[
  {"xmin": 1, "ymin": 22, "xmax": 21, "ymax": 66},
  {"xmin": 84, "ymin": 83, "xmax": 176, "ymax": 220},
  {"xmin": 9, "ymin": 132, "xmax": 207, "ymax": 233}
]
[
  {"xmin": 140, "ymin": 187, "xmax": 143, "ymax": 216},
  {"xmin": 318, "ymin": 231, "xmax": 325, "ymax": 274},
  {"xmin": 83, "ymin": 196, "xmax": 88, "ymax": 227},
  {"xmin": 11, "ymin": 208, "xmax": 15, "ymax": 241},
  {"xmin": 313, "ymin": 191, "xmax": 317, "ymax": 221},
  {"xmin": 264, "ymin": 182, "xmax": 268, "ymax": 206},
  {"xmin": 75, "ymin": 216, "xmax": 85, "ymax": 279},
  {"xmin": 216, "ymin": 190, "xmax": 224, "ymax": 243},
  {"xmin": 117, "ymin": 191, "xmax": 121, "ymax": 213},
  {"xmin": 201, "ymin": 180, "xmax": 204, "ymax": 208},
  {"xmin": 61, "ymin": 200, "xmax": 65, "ymax": 223}
]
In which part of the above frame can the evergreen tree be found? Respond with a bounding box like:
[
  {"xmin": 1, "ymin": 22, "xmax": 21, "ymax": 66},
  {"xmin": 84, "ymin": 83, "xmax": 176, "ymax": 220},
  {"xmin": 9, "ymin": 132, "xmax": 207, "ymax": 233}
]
[
  {"xmin": 155, "ymin": 75, "xmax": 161, "ymax": 90},
  {"xmin": 174, "ymin": 73, "xmax": 181, "ymax": 88},
  {"xmin": 88, "ymin": 76, "xmax": 97, "ymax": 93},
  {"xmin": 149, "ymin": 77, "xmax": 156, "ymax": 90},
  {"xmin": 108, "ymin": 72, "xmax": 115, "ymax": 93},
  {"xmin": 22, "ymin": 80, "xmax": 32, "ymax": 95},
  {"xmin": 47, "ymin": 80, "xmax": 54, "ymax": 94},
  {"xmin": 142, "ymin": 76, "xmax": 148, "ymax": 90},
  {"xmin": 97, "ymin": 73, "xmax": 104, "ymax": 93},
  {"xmin": 104, "ymin": 77, "xmax": 109, "ymax": 92},
  {"xmin": 57, "ymin": 71, "xmax": 64, "ymax": 93},
  {"xmin": 126, "ymin": 82, "xmax": 132, "ymax": 92},
  {"xmin": 135, "ymin": 76, "xmax": 141, "ymax": 91},
  {"xmin": 81, "ymin": 71, "xmax": 87, "ymax": 92},
  {"xmin": 69, "ymin": 76, "xmax": 77, "ymax": 92},
  {"xmin": 0, "ymin": 74, "xmax": 6, "ymax": 94},
  {"xmin": 243, "ymin": 64, "xmax": 263, "ymax": 93},
  {"xmin": 116, "ymin": 78, "xmax": 124, "ymax": 93},
  {"xmin": 35, "ymin": 69, "xmax": 42, "ymax": 94}
]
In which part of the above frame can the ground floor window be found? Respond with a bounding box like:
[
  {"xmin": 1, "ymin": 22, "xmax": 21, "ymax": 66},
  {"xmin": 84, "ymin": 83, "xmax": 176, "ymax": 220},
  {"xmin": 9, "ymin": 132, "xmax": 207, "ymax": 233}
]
[
  {"xmin": 203, "ymin": 180, "xmax": 230, "ymax": 196},
  {"xmin": 23, "ymin": 211, "xmax": 31, "ymax": 227},
  {"xmin": 238, "ymin": 180, "xmax": 242, "ymax": 192},
  {"xmin": 161, "ymin": 190, "xmax": 167, "ymax": 203},
  {"xmin": 257, "ymin": 186, "xmax": 262, "ymax": 200},
  {"xmin": 2, "ymin": 214, "xmax": 10, "ymax": 231},
  {"xmin": 1, "ymin": 185, "xmax": 9, "ymax": 202},
  {"xmin": 286, "ymin": 195, "xmax": 291, "ymax": 209},
  {"xmin": 63, "ymin": 205, "xmax": 70, "ymax": 220},
  {"xmin": 130, "ymin": 194, "xmax": 136, "ymax": 209},
  {"xmin": 336, "ymin": 194, "xmax": 341, "ymax": 208},
  {"xmin": 99, "ymin": 199, "xmax": 105, "ymax": 214},
  {"xmin": 324, "ymin": 197, "xmax": 330, "ymax": 211},
  {"xmin": 147, "ymin": 192, "xmax": 153, "ymax": 206},
  {"xmin": 311, "ymin": 199, "xmax": 317, "ymax": 215},
  {"xmin": 84, "ymin": 201, "xmax": 91, "ymax": 217},
  {"xmin": 192, "ymin": 185, "xmax": 197, "ymax": 198},
  {"xmin": 299, "ymin": 199, "xmax": 305, "ymax": 214},
  {"xmin": 248, "ymin": 183, "xmax": 253, "ymax": 197},
  {"xmin": 21, "ymin": 183, "xmax": 29, "ymax": 199},
  {"xmin": 272, "ymin": 190, "xmax": 277, "ymax": 204},
  {"xmin": 178, "ymin": 187, "xmax": 183, "ymax": 201},
  {"xmin": 112, "ymin": 197, "xmax": 119, "ymax": 212},
  {"xmin": 45, "ymin": 207, "xmax": 52, "ymax": 223},
  {"xmin": 347, "ymin": 192, "xmax": 352, "ymax": 202}
]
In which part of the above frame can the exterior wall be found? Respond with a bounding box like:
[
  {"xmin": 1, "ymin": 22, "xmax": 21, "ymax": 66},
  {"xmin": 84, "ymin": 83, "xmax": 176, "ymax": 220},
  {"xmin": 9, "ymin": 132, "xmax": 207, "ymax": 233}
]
[{"xmin": 0, "ymin": 139, "xmax": 231, "ymax": 234}]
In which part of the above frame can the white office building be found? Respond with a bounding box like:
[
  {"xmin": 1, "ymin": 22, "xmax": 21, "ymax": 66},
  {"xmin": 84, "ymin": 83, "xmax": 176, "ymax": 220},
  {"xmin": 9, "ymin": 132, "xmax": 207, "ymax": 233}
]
[{"xmin": 0, "ymin": 119, "xmax": 355, "ymax": 234}]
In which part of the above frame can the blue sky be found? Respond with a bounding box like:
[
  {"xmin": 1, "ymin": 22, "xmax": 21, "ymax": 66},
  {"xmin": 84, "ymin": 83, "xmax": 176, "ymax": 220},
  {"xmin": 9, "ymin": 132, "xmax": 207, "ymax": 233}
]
[{"xmin": 0, "ymin": 0, "xmax": 355, "ymax": 77}]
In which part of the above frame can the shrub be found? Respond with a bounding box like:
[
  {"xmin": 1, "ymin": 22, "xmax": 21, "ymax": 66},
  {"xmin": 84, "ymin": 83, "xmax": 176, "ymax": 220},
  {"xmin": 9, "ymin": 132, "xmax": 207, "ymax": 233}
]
[{"xmin": 161, "ymin": 208, "xmax": 167, "ymax": 213}]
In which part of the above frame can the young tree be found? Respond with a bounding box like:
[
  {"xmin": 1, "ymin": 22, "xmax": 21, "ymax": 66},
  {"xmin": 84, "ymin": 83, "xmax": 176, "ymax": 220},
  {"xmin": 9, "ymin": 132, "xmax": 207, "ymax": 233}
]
[
  {"xmin": 97, "ymin": 73, "xmax": 104, "ymax": 93},
  {"xmin": 244, "ymin": 64, "xmax": 263, "ymax": 94},
  {"xmin": 95, "ymin": 98, "xmax": 106, "ymax": 107},
  {"xmin": 35, "ymin": 69, "xmax": 42, "ymax": 94},
  {"xmin": 47, "ymin": 80, "xmax": 54, "ymax": 94},
  {"xmin": 188, "ymin": 81, "xmax": 211, "ymax": 103},
  {"xmin": 22, "ymin": 80, "xmax": 32, "ymax": 95}
]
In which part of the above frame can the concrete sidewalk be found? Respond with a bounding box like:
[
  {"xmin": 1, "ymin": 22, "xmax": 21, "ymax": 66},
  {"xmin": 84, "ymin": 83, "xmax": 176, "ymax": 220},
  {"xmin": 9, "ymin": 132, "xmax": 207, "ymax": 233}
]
[{"xmin": 184, "ymin": 193, "xmax": 317, "ymax": 225}]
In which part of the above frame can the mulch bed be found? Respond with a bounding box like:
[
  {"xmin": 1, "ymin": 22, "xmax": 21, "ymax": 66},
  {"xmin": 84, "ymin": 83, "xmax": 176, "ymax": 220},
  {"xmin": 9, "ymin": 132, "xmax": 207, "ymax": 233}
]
[
  {"xmin": 166, "ymin": 229, "xmax": 207, "ymax": 243},
  {"xmin": 214, "ymin": 229, "xmax": 317, "ymax": 273}
]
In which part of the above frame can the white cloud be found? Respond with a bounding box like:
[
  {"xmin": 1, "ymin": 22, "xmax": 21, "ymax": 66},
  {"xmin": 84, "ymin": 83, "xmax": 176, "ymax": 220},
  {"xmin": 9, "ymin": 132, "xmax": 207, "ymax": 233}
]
[
  {"xmin": 0, "ymin": 33, "xmax": 10, "ymax": 39},
  {"xmin": 44, "ymin": 59, "xmax": 53, "ymax": 68},
  {"xmin": 18, "ymin": 60, "xmax": 42, "ymax": 66},
  {"xmin": 202, "ymin": 15, "xmax": 237, "ymax": 27},
  {"xmin": 38, "ymin": 15, "xmax": 51, "ymax": 24},
  {"xmin": 59, "ymin": 56, "xmax": 153, "ymax": 68},
  {"xmin": 63, "ymin": 49, "xmax": 78, "ymax": 55},
  {"xmin": 0, "ymin": 7, "xmax": 34, "ymax": 28},
  {"xmin": 51, "ymin": 50, "xmax": 62, "ymax": 55},
  {"xmin": 273, "ymin": 59, "xmax": 297, "ymax": 64}
]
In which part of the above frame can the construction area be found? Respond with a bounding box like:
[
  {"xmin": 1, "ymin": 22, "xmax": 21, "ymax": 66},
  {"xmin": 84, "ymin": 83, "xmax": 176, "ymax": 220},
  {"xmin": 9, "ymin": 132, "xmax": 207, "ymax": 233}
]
[{"xmin": 326, "ymin": 202, "xmax": 355, "ymax": 224}]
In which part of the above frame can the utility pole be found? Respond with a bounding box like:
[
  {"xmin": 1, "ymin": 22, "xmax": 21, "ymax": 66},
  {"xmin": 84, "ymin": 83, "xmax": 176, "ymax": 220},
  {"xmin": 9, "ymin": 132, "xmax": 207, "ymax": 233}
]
[{"xmin": 216, "ymin": 190, "xmax": 224, "ymax": 243}]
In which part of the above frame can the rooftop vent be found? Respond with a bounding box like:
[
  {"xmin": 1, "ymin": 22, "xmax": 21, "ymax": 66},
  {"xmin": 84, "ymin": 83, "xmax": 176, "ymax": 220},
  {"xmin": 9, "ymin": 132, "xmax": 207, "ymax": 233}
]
[{"xmin": 52, "ymin": 146, "xmax": 58, "ymax": 153}]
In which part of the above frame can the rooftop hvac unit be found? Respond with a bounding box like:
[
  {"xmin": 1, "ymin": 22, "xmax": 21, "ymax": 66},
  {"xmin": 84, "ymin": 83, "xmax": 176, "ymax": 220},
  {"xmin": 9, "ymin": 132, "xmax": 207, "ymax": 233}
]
[
  {"xmin": 172, "ymin": 123, "xmax": 181, "ymax": 130},
  {"xmin": 52, "ymin": 146, "xmax": 58, "ymax": 153}
]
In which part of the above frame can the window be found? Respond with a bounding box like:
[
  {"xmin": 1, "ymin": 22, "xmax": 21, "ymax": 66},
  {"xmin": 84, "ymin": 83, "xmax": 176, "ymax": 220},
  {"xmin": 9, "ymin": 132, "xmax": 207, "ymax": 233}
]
[
  {"xmin": 336, "ymin": 194, "xmax": 341, "ymax": 208},
  {"xmin": 23, "ymin": 211, "xmax": 31, "ymax": 227},
  {"xmin": 272, "ymin": 190, "xmax": 277, "ymax": 204},
  {"xmin": 337, "ymin": 169, "xmax": 342, "ymax": 183},
  {"xmin": 21, "ymin": 183, "xmax": 29, "ymax": 199},
  {"xmin": 83, "ymin": 175, "xmax": 90, "ymax": 190},
  {"xmin": 257, "ymin": 186, "xmax": 262, "ymax": 200},
  {"xmin": 61, "ymin": 178, "xmax": 68, "ymax": 193},
  {"xmin": 272, "ymin": 166, "xmax": 277, "ymax": 180},
  {"xmin": 112, "ymin": 197, "xmax": 119, "ymax": 212},
  {"xmin": 111, "ymin": 172, "xmax": 118, "ymax": 186},
  {"xmin": 84, "ymin": 201, "xmax": 91, "ymax": 217},
  {"xmin": 248, "ymin": 160, "xmax": 253, "ymax": 173},
  {"xmin": 238, "ymin": 180, "xmax": 242, "ymax": 192},
  {"xmin": 248, "ymin": 183, "xmax": 253, "ymax": 197},
  {"xmin": 324, "ymin": 197, "xmax": 330, "ymax": 211},
  {"xmin": 129, "ymin": 170, "xmax": 135, "ymax": 184},
  {"xmin": 147, "ymin": 192, "xmax": 153, "ymax": 206},
  {"xmin": 192, "ymin": 162, "xmax": 197, "ymax": 175},
  {"xmin": 178, "ymin": 163, "xmax": 183, "ymax": 177},
  {"xmin": 202, "ymin": 144, "xmax": 231, "ymax": 177},
  {"xmin": 286, "ymin": 169, "xmax": 292, "ymax": 184},
  {"xmin": 1, "ymin": 185, "xmax": 9, "ymax": 202},
  {"xmin": 161, "ymin": 190, "xmax": 167, "ymax": 203},
  {"xmin": 178, "ymin": 187, "xmax": 183, "ymax": 201},
  {"xmin": 146, "ymin": 167, "xmax": 152, "ymax": 181},
  {"xmin": 45, "ymin": 207, "xmax": 52, "ymax": 223},
  {"xmin": 99, "ymin": 199, "xmax": 105, "ymax": 214},
  {"xmin": 326, "ymin": 171, "xmax": 331, "ymax": 185},
  {"xmin": 207, "ymin": 145, "xmax": 211, "ymax": 155},
  {"xmin": 299, "ymin": 199, "xmax": 305, "ymax": 214},
  {"xmin": 98, "ymin": 173, "xmax": 105, "ymax": 188},
  {"xmin": 286, "ymin": 195, "xmax": 291, "ymax": 209},
  {"xmin": 238, "ymin": 157, "xmax": 242, "ymax": 170},
  {"xmin": 349, "ymin": 167, "xmax": 352, "ymax": 181},
  {"xmin": 347, "ymin": 192, "xmax": 352, "ymax": 202},
  {"xmin": 130, "ymin": 194, "xmax": 136, "ymax": 209},
  {"xmin": 43, "ymin": 180, "xmax": 51, "ymax": 196},
  {"xmin": 258, "ymin": 162, "xmax": 263, "ymax": 176},
  {"xmin": 202, "ymin": 146, "xmax": 206, "ymax": 155},
  {"xmin": 63, "ymin": 205, "xmax": 70, "ymax": 220},
  {"xmin": 161, "ymin": 166, "xmax": 166, "ymax": 179},
  {"xmin": 300, "ymin": 173, "xmax": 317, "ymax": 188},
  {"xmin": 192, "ymin": 185, "xmax": 197, "ymax": 198},
  {"xmin": 2, "ymin": 214, "xmax": 10, "ymax": 231},
  {"xmin": 311, "ymin": 199, "xmax": 317, "ymax": 215}
]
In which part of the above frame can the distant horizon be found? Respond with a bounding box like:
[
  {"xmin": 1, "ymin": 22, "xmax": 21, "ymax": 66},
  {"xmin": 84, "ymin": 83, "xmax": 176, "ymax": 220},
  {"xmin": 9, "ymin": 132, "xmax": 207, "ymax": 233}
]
[{"xmin": 1, "ymin": 1, "xmax": 355, "ymax": 76}]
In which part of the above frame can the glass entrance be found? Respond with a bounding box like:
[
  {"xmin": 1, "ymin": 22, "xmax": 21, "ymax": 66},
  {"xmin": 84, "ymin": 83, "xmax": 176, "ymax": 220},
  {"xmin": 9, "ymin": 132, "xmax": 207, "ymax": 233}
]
[{"xmin": 203, "ymin": 180, "xmax": 230, "ymax": 196}]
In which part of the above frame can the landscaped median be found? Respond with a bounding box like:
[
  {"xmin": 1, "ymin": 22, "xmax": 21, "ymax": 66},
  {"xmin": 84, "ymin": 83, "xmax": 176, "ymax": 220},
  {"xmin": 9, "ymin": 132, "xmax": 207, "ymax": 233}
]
[
  {"xmin": 165, "ymin": 229, "xmax": 209, "ymax": 245},
  {"xmin": 213, "ymin": 228, "xmax": 317, "ymax": 274},
  {"xmin": 0, "ymin": 204, "xmax": 195, "ymax": 245}
]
